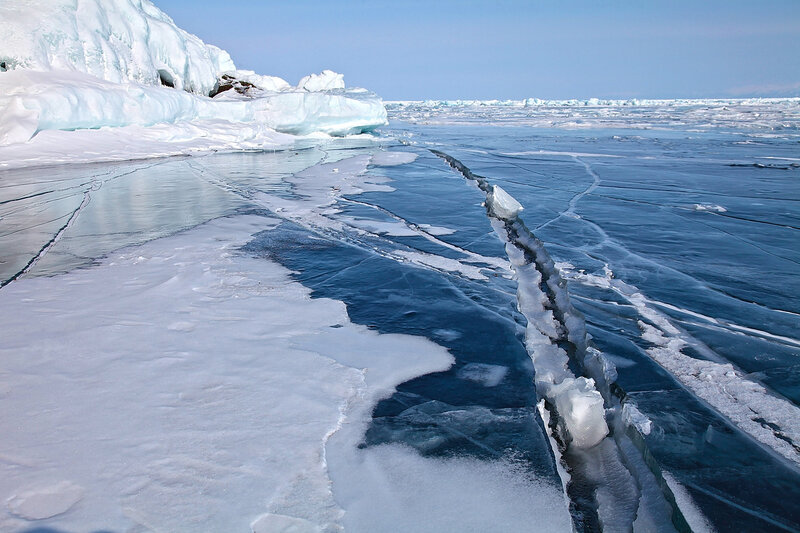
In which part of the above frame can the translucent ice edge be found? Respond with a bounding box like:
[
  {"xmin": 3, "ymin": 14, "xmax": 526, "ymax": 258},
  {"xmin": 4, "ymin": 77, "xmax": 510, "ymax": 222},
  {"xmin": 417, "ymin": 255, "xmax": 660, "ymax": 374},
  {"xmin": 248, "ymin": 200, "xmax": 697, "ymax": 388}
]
[{"xmin": 0, "ymin": 70, "xmax": 387, "ymax": 165}]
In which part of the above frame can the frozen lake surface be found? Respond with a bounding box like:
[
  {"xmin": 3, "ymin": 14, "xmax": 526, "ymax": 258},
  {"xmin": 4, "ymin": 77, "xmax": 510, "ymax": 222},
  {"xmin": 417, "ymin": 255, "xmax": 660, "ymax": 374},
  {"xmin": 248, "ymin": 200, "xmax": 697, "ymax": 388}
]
[{"xmin": 1, "ymin": 99, "xmax": 798, "ymax": 532}]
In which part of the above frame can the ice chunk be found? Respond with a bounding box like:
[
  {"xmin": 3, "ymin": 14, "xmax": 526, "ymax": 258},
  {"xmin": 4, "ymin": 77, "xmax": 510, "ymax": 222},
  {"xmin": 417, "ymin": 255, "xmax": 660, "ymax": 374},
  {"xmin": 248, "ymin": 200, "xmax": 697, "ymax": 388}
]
[
  {"xmin": 297, "ymin": 70, "xmax": 345, "ymax": 92},
  {"xmin": 0, "ymin": 70, "xmax": 387, "ymax": 147},
  {"xmin": 487, "ymin": 185, "xmax": 524, "ymax": 219},
  {"xmin": 548, "ymin": 377, "xmax": 609, "ymax": 449},
  {"xmin": 622, "ymin": 402, "xmax": 652, "ymax": 436}
]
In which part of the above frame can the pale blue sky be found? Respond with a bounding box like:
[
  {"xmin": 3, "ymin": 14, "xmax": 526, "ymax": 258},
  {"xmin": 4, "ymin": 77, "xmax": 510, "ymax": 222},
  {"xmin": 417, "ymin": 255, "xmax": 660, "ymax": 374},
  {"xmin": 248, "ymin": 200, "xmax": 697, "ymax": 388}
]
[{"xmin": 156, "ymin": 0, "xmax": 800, "ymax": 100}]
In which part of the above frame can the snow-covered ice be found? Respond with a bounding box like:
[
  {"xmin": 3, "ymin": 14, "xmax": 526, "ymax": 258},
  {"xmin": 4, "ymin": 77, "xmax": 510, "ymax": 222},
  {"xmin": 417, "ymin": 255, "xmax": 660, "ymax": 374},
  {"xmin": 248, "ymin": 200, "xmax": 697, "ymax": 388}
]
[
  {"xmin": 2, "ymin": 0, "xmax": 799, "ymax": 528},
  {"xmin": 0, "ymin": 0, "xmax": 387, "ymax": 167},
  {"xmin": 0, "ymin": 214, "xmax": 455, "ymax": 532},
  {"xmin": 0, "ymin": 0, "xmax": 233, "ymax": 94}
]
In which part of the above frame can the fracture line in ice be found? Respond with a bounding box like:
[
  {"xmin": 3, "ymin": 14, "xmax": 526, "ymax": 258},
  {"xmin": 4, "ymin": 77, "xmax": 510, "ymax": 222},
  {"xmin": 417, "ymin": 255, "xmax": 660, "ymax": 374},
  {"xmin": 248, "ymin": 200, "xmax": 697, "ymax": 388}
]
[
  {"xmin": 340, "ymin": 197, "xmax": 509, "ymax": 272},
  {"xmin": 658, "ymin": 207, "xmax": 800, "ymax": 268},
  {"xmin": 0, "ymin": 190, "xmax": 90, "ymax": 289},
  {"xmin": 185, "ymin": 151, "xmax": 506, "ymax": 286},
  {"xmin": 534, "ymin": 156, "xmax": 601, "ymax": 232},
  {"xmin": 431, "ymin": 149, "xmax": 689, "ymax": 532},
  {"xmin": 562, "ymin": 265, "xmax": 800, "ymax": 466},
  {"xmin": 0, "ymin": 160, "xmax": 171, "ymax": 289}
]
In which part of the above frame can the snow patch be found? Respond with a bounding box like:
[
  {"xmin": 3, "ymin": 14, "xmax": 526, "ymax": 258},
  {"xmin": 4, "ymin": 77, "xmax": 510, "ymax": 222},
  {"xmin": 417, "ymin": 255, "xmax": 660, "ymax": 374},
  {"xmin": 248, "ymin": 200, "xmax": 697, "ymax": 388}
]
[
  {"xmin": 6, "ymin": 481, "xmax": 84, "ymax": 521},
  {"xmin": 0, "ymin": 215, "xmax": 453, "ymax": 532},
  {"xmin": 370, "ymin": 151, "xmax": 418, "ymax": 166},
  {"xmin": 326, "ymin": 444, "xmax": 572, "ymax": 533},
  {"xmin": 692, "ymin": 203, "xmax": 727, "ymax": 213},
  {"xmin": 251, "ymin": 513, "xmax": 322, "ymax": 533}
]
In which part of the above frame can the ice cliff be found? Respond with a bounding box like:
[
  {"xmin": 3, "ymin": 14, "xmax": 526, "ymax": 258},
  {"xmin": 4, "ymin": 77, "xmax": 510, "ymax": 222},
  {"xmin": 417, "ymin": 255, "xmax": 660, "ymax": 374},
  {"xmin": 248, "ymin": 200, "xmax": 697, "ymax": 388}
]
[{"xmin": 0, "ymin": 0, "xmax": 387, "ymax": 156}]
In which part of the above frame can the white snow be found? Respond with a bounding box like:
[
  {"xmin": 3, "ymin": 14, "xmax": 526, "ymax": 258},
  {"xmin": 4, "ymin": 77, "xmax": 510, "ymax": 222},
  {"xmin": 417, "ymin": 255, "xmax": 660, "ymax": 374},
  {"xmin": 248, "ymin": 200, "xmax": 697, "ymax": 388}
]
[
  {"xmin": 222, "ymin": 69, "xmax": 292, "ymax": 93},
  {"xmin": 298, "ymin": 70, "xmax": 345, "ymax": 92},
  {"xmin": 6, "ymin": 482, "xmax": 84, "ymax": 521},
  {"xmin": 0, "ymin": 0, "xmax": 233, "ymax": 95},
  {"xmin": 369, "ymin": 151, "xmax": 419, "ymax": 166},
  {"xmin": 326, "ymin": 443, "xmax": 572, "ymax": 533},
  {"xmin": 396, "ymin": 250, "xmax": 490, "ymax": 280},
  {"xmin": 692, "ymin": 203, "xmax": 727, "ymax": 213},
  {"xmin": 0, "ymin": 214, "xmax": 454, "ymax": 532}
]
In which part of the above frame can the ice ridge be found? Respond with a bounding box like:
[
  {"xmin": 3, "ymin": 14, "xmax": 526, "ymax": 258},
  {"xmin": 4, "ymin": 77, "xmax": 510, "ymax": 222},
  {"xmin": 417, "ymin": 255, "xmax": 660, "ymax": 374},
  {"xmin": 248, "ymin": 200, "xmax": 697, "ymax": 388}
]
[
  {"xmin": 0, "ymin": 0, "xmax": 388, "ymax": 161},
  {"xmin": 431, "ymin": 149, "xmax": 692, "ymax": 533}
]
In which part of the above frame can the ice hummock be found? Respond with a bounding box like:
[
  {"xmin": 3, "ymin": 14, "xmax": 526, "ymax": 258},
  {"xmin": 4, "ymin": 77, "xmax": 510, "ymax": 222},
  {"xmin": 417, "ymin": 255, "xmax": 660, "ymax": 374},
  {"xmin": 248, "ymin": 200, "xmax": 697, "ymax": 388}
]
[
  {"xmin": 0, "ymin": 0, "xmax": 387, "ymax": 165},
  {"xmin": 0, "ymin": 0, "xmax": 233, "ymax": 95}
]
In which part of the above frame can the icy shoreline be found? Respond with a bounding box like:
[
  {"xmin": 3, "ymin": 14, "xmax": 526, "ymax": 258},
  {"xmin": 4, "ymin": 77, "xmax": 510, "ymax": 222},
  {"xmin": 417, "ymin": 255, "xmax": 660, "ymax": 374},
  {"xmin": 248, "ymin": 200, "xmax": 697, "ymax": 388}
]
[{"xmin": 0, "ymin": 0, "xmax": 387, "ymax": 170}]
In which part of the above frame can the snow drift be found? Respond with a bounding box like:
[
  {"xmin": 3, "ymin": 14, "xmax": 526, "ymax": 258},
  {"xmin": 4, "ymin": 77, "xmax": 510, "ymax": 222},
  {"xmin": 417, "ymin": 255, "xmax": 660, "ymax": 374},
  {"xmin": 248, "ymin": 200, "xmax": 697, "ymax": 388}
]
[
  {"xmin": 0, "ymin": 0, "xmax": 387, "ymax": 160},
  {"xmin": 0, "ymin": 0, "xmax": 234, "ymax": 95}
]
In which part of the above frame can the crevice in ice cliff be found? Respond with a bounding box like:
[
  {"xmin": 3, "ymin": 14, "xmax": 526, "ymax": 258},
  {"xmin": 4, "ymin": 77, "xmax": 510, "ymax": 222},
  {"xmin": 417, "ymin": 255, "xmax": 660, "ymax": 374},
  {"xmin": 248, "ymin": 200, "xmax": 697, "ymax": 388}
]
[{"xmin": 431, "ymin": 149, "xmax": 694, "ymax": 533}]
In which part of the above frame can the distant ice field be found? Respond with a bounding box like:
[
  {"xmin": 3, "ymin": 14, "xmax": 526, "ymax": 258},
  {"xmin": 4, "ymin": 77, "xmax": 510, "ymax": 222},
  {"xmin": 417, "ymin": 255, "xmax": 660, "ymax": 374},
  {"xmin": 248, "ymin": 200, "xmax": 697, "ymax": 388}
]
[{"xmin": 1, "ymin": 98, "xmax": 799, "ymax": 532}]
